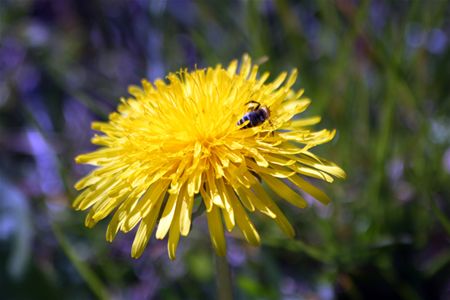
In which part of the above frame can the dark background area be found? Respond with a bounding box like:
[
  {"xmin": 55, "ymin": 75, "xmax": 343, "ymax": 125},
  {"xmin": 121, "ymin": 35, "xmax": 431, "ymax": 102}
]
[{"xmin": 1, "ymin": 0, "xmax": 449, "ymax": 299}]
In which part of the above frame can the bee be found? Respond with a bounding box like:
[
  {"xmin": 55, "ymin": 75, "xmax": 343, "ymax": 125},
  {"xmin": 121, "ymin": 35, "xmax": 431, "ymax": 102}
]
[{"xmin": 237, "ymin": 101, "xmax": 270, "ymax": 129}]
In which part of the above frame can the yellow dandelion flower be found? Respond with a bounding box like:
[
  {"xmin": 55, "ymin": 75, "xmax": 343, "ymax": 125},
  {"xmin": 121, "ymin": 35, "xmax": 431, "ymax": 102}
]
[{"xmin": 73, "ymin": 55, "xmax": 345, "ymax": 260}]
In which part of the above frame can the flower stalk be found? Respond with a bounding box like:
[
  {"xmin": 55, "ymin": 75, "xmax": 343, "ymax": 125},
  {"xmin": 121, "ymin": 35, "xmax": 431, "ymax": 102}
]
[{"xmin": 215, "ymin": 254, "xmax": 233, "ymax": 300}]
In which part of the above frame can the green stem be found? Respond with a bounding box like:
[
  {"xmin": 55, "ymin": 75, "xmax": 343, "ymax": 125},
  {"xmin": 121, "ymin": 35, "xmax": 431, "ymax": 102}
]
[
  {"xmin": 215, "ymin": 254, "xmax": 233, "ymax": 300},
  {"xmin": 430, "ymin": 195, "xmax": 450, "ymax": 236},
  {"xmin": 51, "ymin": 222, "xmax": 109, "ymax": 300}
]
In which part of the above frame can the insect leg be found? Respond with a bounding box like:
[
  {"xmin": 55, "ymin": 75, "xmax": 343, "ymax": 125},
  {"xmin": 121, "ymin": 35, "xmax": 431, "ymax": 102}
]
[{"xmin": 245, "ymin": 100, "xmax": 261, "ymax": 110}]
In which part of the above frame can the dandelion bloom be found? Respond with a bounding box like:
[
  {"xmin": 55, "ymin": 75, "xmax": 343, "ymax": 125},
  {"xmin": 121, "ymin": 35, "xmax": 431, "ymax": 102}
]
[{"xmin": 74, "ymin": 55, "xmax": 345, "ymax": 259}]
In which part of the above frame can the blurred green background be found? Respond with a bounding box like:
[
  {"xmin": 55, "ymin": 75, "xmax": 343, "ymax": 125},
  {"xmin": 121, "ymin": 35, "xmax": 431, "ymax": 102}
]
[{"xmin": 1, "ymin": 0, "xmax": 449, "ymax": 299}]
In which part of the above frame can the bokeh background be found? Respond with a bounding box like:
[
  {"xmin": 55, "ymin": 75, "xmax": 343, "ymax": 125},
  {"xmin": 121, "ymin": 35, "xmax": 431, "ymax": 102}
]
[{"xmin": 1, "ymin": 0, "xmax": 450, "ymax": 299}]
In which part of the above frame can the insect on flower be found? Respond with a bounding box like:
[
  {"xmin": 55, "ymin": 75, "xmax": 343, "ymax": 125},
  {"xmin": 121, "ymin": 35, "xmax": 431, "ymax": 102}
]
[
  {"xmin": 237, "ymin": 101, "xmax": 270, "ymax": 129},
  {"xmin": 73, "ymin": 54, "xmax": 345, "ymax": 260}
]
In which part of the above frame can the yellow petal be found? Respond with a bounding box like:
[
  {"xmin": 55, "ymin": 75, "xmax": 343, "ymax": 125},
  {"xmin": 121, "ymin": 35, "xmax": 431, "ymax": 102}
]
[
  {"xmin": 246, "ymin": 159, "xmax": 295, "ymax": 178},
  {"xmin": 200, "ymin": 184, "xmax": 213, "ymax": 212},
  {"xmin": 105, "ymin": 190, "xmax": 144, "ymax": 242},
  {"xmin": 251, "ymin": 183, "xmax": 295, "ymax": 237},
  {"xmin": 288, "ymin": 116, "xmax": 321, "ymax": 128},
  {"xmin": 302, "ymin": 151, "xmax": 346, "ymax": 179},
  {"xmin": 239, "ymin": 186, "xmax": 275, "ymax": 218},
  {"xmin": 276, "ymin": 100, "xmax": 312, "ymax": 124},
  {"xmin": 256, "ymin": 141, "xmax": 307, "ymax": 155},
  {"xmin": 245, "ymin": 147, "xmax": 269, "ymax": 167},
  {"xmin": 279, "ymin": 99, "xmax": 310, "ymax": 114},
  {"xmin": 260, "ymin": 174, "xmax": 307, "ymax": 209},
  {"xmin": 227, "ymin": 59, "xmax": 238, "ymax": 75},
  {"xmin": 289, "ymin": 164, "xmax": 334, "ymax": 182},
  {"xmin": 131, "ymin": 195, "xmax": 164, "ymax": 258},
  {"xmin": 206, "ymin": 168, "xmax": 223, "ymax": 208},
  {"xmin": 217, "ymin": 179, "xmax": 235, "ymax": 231},
  {"xmin": 240, "ymin": 54, "xmax": 252, "ymax": 78},
  {"xmin": 264, "ymin": 154, "xmax": 296, "ymax": 166},
  {"xmin": 256, "ymin": 71, "xmax": 270, "ymax": 87},
  {"xmin": 140, "ymin": 180, "xmax": 171, "ymax": 217},
  {"xmin": 124, "ymin": 180, "xmax": 170, "ymax": 232},
  {"xmin": 293, "ymin": 88, "xmax": 305, "ymax": 99},
  {"xmin": 221, "ymin": 207, "xmax": 235, "ymax": 232},
  {"xmin": 248, "ymin": 65, "xmax": 259, "ymax": 81},
  {"xmin": 187, "ymin": 167, "xmax": 203, "ymax": 197},
  {"xmin": 233, "ymin": 185, "xmax": 255, "ymax": 212},
  {"xmin": 75, "ymin": 148, "xmax": 119, "ymax": 165},
  {"xmin": 279, "ymin": 129, "xmax": 335, "ymax": 145},
  {"xmin": 284, "ymin": 69, "xmax": 298, "ymax": 90},
  {"xmin": 74, "ymin": 172, "xmax": 101, "ymax": 191},
  {"xmin": 91, "ymin": 189, "xmax": 130, "ymax": 223},
  {"xmin": 106, "ymin": 209, "xmax": 122, "ymax": 242},
  {"xmin": 206, "ymin": 205, "xmax": 226, "ymax": 256},
  {"xmin": 296, "ymin": 156, "xmax": 346, "ymax": 179},
  {"xmin": 268, "ymin": 72, "xmax": 287, "ymax": 91},
  {"xmin": 155, "ymin": 192, "xmax": 179, "ymax": 239},
  {"xmin": 168, "ymin": 202, "xmax": 182, "ymax": 260},
  {"xmin": 73, "ymin": 178, "xmax": 119, "ymax": 210},
  {"xmin": 120, "ymin": 188, "xmax": 148, "ymax": 233},
  {"xmin": 288, "ymin": 175, "xmax": 331, "ymax": 205},
  {"xmin": 211, "ymin": 157, "xmax": 226, "ymax": 178},
  {"xmin": 226, "ymin": 185, "xmax": 260, "ymax": 245},
  {"xmin": 179, "ymin": 193, "xmax": 194, "ymax": 236}
]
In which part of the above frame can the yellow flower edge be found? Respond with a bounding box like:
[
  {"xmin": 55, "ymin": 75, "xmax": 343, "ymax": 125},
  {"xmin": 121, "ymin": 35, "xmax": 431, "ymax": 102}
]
[{"xmin": 73, "ymin": 55, "xmax": 345, "ymax": 260}]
